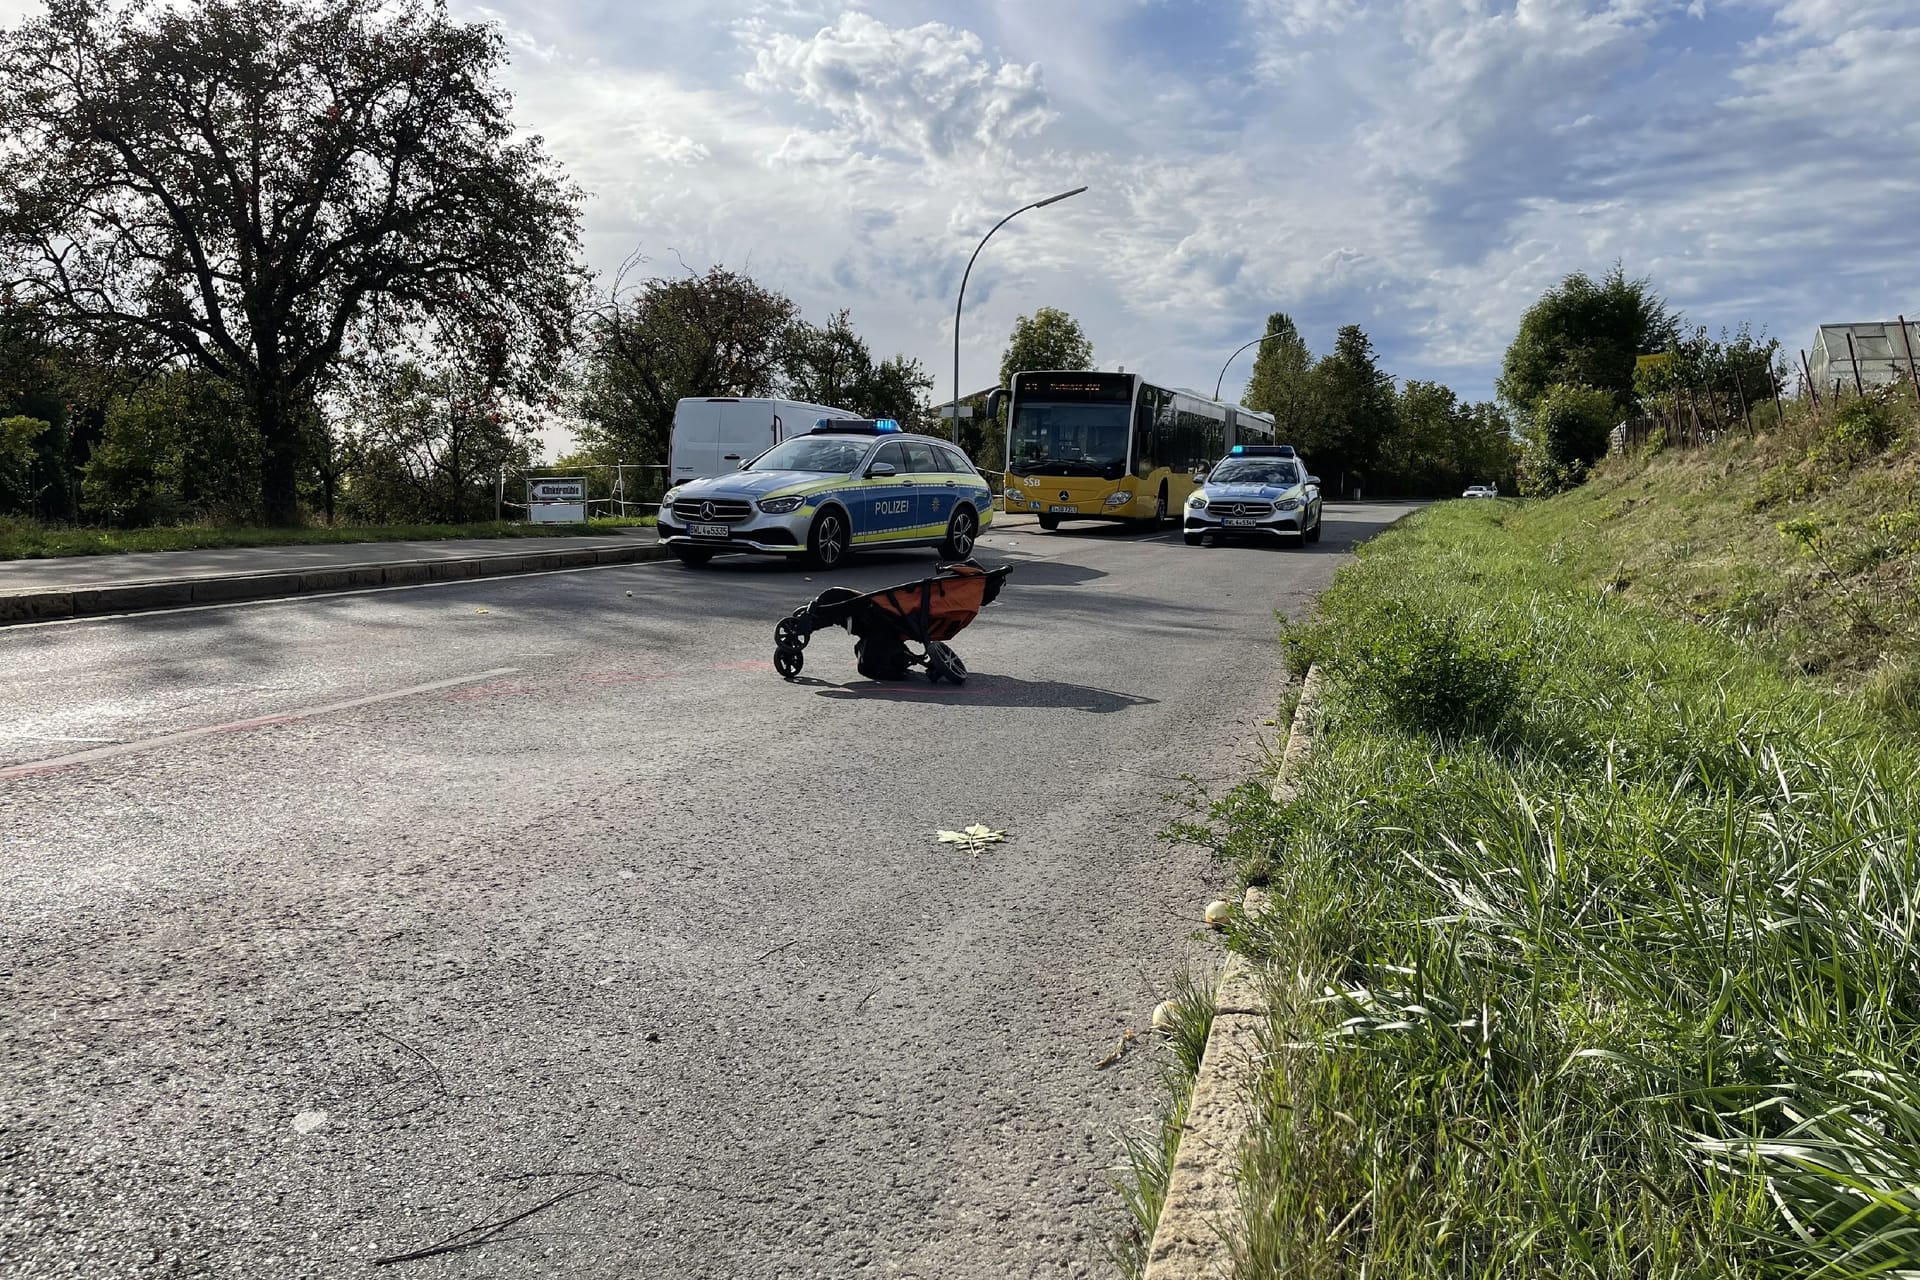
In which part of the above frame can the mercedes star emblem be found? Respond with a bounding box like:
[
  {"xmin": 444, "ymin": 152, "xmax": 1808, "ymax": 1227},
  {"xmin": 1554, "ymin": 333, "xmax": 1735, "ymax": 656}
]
[{"xmin": 700, "ymin": 501, "xmax": 715, "ymax": 519}]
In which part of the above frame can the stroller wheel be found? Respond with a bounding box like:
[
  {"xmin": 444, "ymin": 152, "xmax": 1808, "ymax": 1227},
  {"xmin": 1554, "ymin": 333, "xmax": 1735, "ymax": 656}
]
[
  {"xmin": 926, "ymin": 642, "xmax": 967, "ymax": 685},
  {"xmin": 774, "ymin": 645, "xmax": 804, "ymax": 680},
  {"xmin": 774, "ymin": 617, "xmax": 810, "ymax": 651}
]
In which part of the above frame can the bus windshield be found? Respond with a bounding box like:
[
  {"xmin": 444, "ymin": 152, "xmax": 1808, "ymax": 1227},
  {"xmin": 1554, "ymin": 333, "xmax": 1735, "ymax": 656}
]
[{"xmin": 1008, "ymin": 402, "xmax": 1129, "ymax": 478}]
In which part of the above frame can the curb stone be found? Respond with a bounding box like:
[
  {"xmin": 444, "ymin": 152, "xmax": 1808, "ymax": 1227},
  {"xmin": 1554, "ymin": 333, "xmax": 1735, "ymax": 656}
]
[
  {"xmin": 0, "ymin": 543, "xmax": 670, "ymax": 626},
  {"xmin": 1143, "ymin": 663, "xmax": 1325, "ymax": 1280}
]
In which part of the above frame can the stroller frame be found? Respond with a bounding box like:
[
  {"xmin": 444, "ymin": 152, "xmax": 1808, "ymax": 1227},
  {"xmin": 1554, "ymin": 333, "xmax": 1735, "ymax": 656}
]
[{"xmin": 772, "ymin": 559, "xmax": 1012, "ymax": 683}]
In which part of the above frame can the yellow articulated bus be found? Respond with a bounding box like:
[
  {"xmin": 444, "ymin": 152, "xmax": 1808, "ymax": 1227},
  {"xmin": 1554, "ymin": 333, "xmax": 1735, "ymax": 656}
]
[{"xmin": 995, "ymin": 371, "xmax": 1275, "ymax": 530}]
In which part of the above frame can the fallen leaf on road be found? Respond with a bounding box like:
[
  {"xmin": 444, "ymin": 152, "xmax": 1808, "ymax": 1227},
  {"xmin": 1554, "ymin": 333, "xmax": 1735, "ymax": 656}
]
[
  {"xmin": 937, "ymin": 824, "xmax": 1007, "ymax": 854},
  {"xmin": 1094, "ymin": 1028, "xmax": 1137, "ymax": 1069}
]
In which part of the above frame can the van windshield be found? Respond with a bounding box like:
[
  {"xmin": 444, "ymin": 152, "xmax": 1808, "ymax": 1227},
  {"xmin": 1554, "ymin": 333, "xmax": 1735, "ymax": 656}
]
[{"xmin": 746, "ymin": 437, "xmax": 870, "ymax": 474}]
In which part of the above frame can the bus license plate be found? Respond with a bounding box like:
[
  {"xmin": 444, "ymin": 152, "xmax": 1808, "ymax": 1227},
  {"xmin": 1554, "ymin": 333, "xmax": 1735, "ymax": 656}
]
[
  {"xmin": 1048, "ymin": 505, "xmax": 1078, "ymax": 514},
  {"xmin": 1224, "ymin": 518, "xmax": 1257, "ymax": 527},
  {"xmin": 690, "ymin": 523, "xmax": 729, "ymax": 538}
]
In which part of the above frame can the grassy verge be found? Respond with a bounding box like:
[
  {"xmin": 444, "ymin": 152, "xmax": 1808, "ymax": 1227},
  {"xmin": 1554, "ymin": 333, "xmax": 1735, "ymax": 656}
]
[
  {"xmin": 0, "ymin": 515, "xmax": 653, "ymax": 559},
  {"xmin": 1110, "ymin": 975, "xmax": 1215, "ymax": 1278},
  {"xmin": 1177, "ymin": 498, "xmax": 1920, "ymax": 1277}
]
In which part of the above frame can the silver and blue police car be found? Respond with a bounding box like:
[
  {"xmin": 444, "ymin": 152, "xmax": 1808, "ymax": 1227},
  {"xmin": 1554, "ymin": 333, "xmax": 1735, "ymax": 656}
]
[
  {"xmin": 1183, "ymin": 444, "xmax": 1323, "ymax": 547},
  {"xmin": 656, "ymin": 420, "xmax": 996, "ymax": 569}
]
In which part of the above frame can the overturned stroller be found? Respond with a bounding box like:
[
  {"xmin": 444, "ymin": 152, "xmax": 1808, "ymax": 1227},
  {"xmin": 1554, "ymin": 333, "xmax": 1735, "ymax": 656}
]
[{"xmin": 772, "ymin": 560, "xmax": 1012, "ymax": 684}]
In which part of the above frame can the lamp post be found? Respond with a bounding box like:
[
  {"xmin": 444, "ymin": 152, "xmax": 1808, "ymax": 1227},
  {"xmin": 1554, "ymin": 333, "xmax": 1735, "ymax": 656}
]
[
  {"xmin": 951, "ymin": 185, "xmax": 1087, "ymax": 442},
  {"xmin": 1215, "ymin": 330, "xmax": 1289, "ymax": 401}
]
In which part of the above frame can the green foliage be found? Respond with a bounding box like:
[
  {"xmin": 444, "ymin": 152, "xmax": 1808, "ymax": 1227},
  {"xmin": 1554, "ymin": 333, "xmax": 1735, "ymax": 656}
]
[
  {"xmin": 1520, "ymin": 382, "xmax": 1618, "ymax": 492},
  {"xmin": 82, "ymin": 372, "xmax": 260, "ymax": 525},
  {"xmin": 784, "ymin": 308, "xmax": 934, "ymax": 426},
  {"xmin": 576, "ymin": 265, "xmax": 798, "ymax": 467},
  {"xmin": 1, "ymin": 0, "xmax": 586, "ymax": 523},
  {"xmin": 1499, "ymin": 264, "xmax": 1679, "ymax": 416},
  {"xmin": 1828, "ymin": 387, "xmax": 1904, "ymax": 459},
  {"xmin": 1302, "ymin": 324, "xmax": 1397, "ymax": 493},
  {"xmin": 1386, "ymin": 380, "xmax": 1516, "ymax": 495},
  {"xmin": 0, "ymin": 415, "xmax": 47, "ymax": 512},
  {"xmin": 1241, "ymin": 313, "xmax": 1315, "ymax": 424},
  {"xmin": 341, "ymin": 355, "xmax": 540, "ymax": 525},
  {"xmin": 1323, "ymin": 601, "xmax": 1528, "ymax": 737},
  {"xmin": 998, "ymin": 306, "xmax": 1094, "ymax": 386},
  {"xmin": 1109, "ymin": 974, "xmax": 1216, "ymax": 1278},
  {"xmin": 1197, "ymin": 501, "xmax": 1920, "ymax": 1276},
  {"xmin": 0, "ymin": 514, "xmax": 646, "ymax": 560}
]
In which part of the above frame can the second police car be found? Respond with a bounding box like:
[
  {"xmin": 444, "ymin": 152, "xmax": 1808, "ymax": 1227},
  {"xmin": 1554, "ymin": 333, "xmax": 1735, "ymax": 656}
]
[
  {"xmin": 1183, "ymin": 444, "xmax": 1323, "ymax": 547},
  {"xmin": 655, "ymin": 420, "xmax": 996, "ymax": 569}
]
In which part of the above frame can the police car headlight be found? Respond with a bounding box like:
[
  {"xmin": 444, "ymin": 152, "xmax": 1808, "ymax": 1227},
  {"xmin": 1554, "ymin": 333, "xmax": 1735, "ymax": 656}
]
[
  {"xmin": 757, "ymin": 495, "xmax": 806, "ymax": 514},
  {"xmin": 1003, "ymin": 486, "xmax": 1025, "ymax": 503},
  {"xmin": 1186, "ymin": 492, "xmax": 1209, "ymax": 509},
  {"xmin": 1103, "ymin": 492, "xmax": 1132, "ymax": 508},
  {"xmin": 1277, "ymin": 498, "xmax": 1302, "ymax": 511}
]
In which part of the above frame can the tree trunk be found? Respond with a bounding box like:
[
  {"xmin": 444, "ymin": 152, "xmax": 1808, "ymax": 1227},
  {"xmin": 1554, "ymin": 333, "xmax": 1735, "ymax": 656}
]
[{"xmin": 253, "ymin": 382, "xmax": 303, "ymax": 527}]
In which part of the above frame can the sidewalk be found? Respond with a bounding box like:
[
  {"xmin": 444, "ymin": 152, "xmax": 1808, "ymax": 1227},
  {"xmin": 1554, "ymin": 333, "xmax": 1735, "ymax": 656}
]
[{"xmin": 0, "ymin": 529, "xmax": 665, "ymax": 624}]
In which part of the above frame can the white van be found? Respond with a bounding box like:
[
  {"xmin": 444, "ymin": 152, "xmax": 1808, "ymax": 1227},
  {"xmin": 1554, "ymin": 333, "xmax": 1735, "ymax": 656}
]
[{"xmin": 668, "ymin": 398, "xmax": 861, "ymax": 486}]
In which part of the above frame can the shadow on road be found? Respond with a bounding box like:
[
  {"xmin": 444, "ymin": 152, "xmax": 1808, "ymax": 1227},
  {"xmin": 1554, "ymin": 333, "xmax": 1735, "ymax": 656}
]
[{"xmin": 796, "ymin": 673, "xmax": 1157, "ymax": 713}]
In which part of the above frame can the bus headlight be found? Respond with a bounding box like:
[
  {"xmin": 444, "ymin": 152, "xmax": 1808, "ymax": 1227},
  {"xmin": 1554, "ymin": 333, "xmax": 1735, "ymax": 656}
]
[
  {"xmin": 1187, "ymin": 492, "xmax": 1209, "ymax": 509},
  {"xmin": 1103, "ymin": 492, "xmax": 1133, "ymax": 508},
  {"xmin": 1004, "ymin": 486, "xmax": 1025, "ymax": 503},
  {"xmin": 757, "ymin": 495, "xmax": 806, "ymax": 514}
]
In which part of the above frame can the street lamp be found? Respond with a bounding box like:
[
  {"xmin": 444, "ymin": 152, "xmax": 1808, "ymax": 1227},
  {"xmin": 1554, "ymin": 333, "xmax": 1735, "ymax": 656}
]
[
  {"xmin": 951, "ymin": 185, "xmax": 1087, "ymax": 442},
  {"xmin": 1215, "ymin": 330, "xmax": 1289, "ymax": 401}
]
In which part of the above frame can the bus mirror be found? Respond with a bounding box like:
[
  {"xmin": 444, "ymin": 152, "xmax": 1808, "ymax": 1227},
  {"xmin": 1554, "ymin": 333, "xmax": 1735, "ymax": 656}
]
[{"xmin": 985, "ymin": 387, "xmax": 1007, "ymax": 422}]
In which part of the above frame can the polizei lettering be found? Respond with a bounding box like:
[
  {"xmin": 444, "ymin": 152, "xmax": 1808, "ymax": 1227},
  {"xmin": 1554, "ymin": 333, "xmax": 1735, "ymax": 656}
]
[{"xmin": 875, "ymin": 500, "xmax": 910, "ymax": 515}]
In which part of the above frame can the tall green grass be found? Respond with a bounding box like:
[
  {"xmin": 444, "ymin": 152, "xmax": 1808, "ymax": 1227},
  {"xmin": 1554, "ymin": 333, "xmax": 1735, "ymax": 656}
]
[{"xmin": 1189, "ymin": 501, "xmax": 1920, "ymax": 1277}]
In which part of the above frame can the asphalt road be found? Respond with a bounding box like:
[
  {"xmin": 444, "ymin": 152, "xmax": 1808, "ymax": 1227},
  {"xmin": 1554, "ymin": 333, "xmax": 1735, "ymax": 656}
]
[{"xmin": 0, "ymin": 503, "xmax": 1414, "ymax": 1279}]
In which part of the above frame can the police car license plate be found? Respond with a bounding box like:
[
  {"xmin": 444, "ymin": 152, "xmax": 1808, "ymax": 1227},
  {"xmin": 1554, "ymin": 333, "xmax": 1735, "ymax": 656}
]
[
  {"xmin": 1048, "ymin": 504, "xmax": 1078, "ymax": 514},
  {"xmin": 690, "ymin": 523, "xmax": 729, "ymax": 539},
  {"xmin": 1224, "ymin": 518, "xmax": 1257, "ymax": 527}
]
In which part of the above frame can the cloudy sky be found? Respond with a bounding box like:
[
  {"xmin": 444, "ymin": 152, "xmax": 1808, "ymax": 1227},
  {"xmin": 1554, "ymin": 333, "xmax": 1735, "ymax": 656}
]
[{"xmin": 7, "ymin": 0, "xmax": 1916, "ymax": 415}]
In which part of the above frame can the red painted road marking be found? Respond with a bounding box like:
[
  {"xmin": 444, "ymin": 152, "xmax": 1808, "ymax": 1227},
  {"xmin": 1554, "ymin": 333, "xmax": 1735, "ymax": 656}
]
[{"xmin": 0, "ymin": 668, "xmax": 520, "ymax": 782}]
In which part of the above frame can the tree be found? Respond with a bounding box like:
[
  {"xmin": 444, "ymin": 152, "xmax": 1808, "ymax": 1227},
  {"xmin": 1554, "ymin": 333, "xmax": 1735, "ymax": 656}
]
[
  {"xmin": 82, "ymin": 370, "xmax": 261, "ymax": 524},
  {"xmin": 998, "ymin": 307, "xmax": 1094, "ymax": 386},
  {"xmin": 782, "ymin": 309, "xmax": 934, "ymax": 426},
  {"xmin": 575, "ymin": 264, "xmax": 797, "ymax": 467},
  {"xmin": 1520, "ymin": 382, "xmax": 1617, "ymax": 493},
  {"xmin": 1306, "ymin": 324, "xmax": 1396, "ymax": 494},
  {"xmin": 1241, "ymin": 313, "xmax": 1316, "ymax": 425},
  {"xmin": 0, "ymin": 0, "xmax": 585, "ymax": 524},
  {"xmin": 1498, "ymin": 265, "xmax": 1679, "ymax": 417}
]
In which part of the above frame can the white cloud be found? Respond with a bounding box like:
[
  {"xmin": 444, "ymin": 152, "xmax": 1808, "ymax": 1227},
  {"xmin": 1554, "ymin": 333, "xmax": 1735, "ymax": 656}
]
[{"xmin": 742, "ymin": 12, "xmax": 1054, "ymax": 159}]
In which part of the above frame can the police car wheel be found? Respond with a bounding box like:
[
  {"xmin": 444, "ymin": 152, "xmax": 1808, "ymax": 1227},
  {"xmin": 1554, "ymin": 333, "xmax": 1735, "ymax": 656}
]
[
  {"xmin": 673, "ymin": 548, "xmax": 713, "ymax": 566},
  {"xmin": 1183, "ymin": 532, "xmax": 1202, "ymax": 546},
  {"xmin": 807, "ymin": 509, "xmax": 850, "ymax": 569},
  {"xmin": 1306, "ymin": 514, "xmax": 1322, "ymax": 544},
  {"xmin": 1037, "ymin": 515, "xmax": 1061, "ymax": 532},
  {"xmin": 940, "ymin": 508, "xmax": 977, "ymax": 559}
]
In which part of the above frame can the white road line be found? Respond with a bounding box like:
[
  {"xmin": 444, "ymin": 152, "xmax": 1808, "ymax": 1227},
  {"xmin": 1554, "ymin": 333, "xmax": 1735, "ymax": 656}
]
[{"xmin": 0, "ymin": 667, "xmax": 519, "ymax": 781}]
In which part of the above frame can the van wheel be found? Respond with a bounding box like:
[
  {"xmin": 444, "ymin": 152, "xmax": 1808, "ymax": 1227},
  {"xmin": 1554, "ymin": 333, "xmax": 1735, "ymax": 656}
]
[
  {"xmin": 1038, "ymin": 515, "xmax": 1061, "ymax": 531},
  {"xmin": 940, "ymin": 507, "xmax": 978, "ymax": 559},
  {"xmin": 806, "ymin": 508, "xmax": 851, "ymax": 569},
  {"xmin": 673, "ymin": 548, "xmax": 713, "ymax": 567}
]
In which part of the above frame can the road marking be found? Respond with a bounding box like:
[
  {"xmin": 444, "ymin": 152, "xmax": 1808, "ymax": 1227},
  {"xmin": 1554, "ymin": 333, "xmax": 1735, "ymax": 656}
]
[
  {"xmin": 0, "ymin": 560, "xmax": 673, "ymax": 631},
  {"xmin": 0, "ymin": 668, "xmax": 519, "ymax": 781}
]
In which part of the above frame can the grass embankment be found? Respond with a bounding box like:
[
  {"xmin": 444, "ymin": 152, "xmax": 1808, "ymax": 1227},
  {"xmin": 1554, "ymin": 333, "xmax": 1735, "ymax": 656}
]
[
  {"xmin": 0, "ymin": 515, "xmax": 653, "ymax": 559},
  {"xmin": 1178, "ymin": 482, "xmax": 1920, "ymax": 1275}
]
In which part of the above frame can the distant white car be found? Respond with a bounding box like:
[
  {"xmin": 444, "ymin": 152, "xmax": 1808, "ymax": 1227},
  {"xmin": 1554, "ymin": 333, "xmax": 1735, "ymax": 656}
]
[{"xmin": 1461, "ymin": 485, "xmax": 1499, "ymax": 499}]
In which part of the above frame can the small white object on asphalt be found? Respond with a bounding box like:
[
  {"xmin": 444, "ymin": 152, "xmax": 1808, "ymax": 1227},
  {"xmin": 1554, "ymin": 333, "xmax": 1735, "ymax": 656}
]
[
  {"xmin": 291, "ymin": 1111, "xmax": 328, "ymax": 1134},
  {"xmin": 1205, "ymin": 899, "xmax": 1233, "ymax": 929},
  {"xmin": 1151, "ymin": 1001, "xmax": 1179, "ymax": 1034},
  {"xmin": 625, "ymin": 590, "xmax": 633, "ymax": 597}
]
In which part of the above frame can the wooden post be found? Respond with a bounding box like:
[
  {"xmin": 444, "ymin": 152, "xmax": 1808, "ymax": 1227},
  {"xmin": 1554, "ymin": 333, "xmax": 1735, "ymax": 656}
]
[
  {"xmin": 1769, "ymin": 367, "xmax": 1786, "ymax": 429},
  {"xmin": 1900, "ymin": 315, "xmax": 1920, "ymax": 401},
  {"xmin": 1800, "ymin": 349, "xmax": 1820, "ymax": 410},
  {"xmin": 1734, "ymin": 365, "xmax": 1754, "ymax": 436},
  {"xmin": 1845, "ymin": 331, "xmax": 1866, "ymax": 397}
]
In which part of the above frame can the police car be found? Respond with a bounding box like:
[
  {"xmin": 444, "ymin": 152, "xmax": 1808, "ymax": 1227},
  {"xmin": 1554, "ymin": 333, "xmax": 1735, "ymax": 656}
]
[
  {"xmin": 1183, "ymin": 444, "xmax": 1322, "ymax": 546},
  {"xmin": 656, "ymin": 420, "xmax": 995, "ymax": 569}
]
